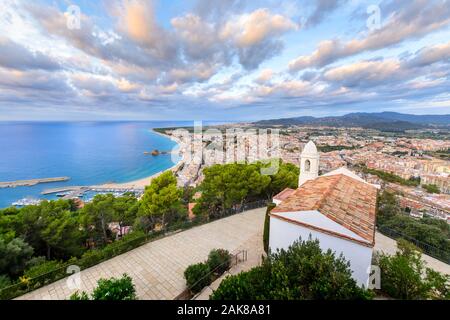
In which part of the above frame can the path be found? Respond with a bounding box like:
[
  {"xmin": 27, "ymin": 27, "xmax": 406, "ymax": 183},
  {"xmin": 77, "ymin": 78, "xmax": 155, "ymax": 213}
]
[{"xmin": 17, "ymin": 208, "xmax": 266, "ymax": 300}]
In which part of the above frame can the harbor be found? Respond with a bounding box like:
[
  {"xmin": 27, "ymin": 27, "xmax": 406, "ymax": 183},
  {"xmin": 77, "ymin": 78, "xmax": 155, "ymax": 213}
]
[
  {"xmin": 10, "ymin": 185, "xmax": 146, "ymax": 207},
  {"xmin": 0, "ymin": 177, "xmax": 70, "ymax": 188}
]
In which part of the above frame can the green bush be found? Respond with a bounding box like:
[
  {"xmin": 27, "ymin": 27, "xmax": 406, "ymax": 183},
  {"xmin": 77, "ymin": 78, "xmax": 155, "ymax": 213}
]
[
  {"xmin": 70, "ymin": 291, "xmax": 90, "ymax": 300},
  {"xmin": 24, "ymin": 260, "xmax": 64, "ymax": 278},
  {"xmin": 207, "ymin": 249, "xmax": 231, "ymax": 275},
  {"xmin": 211, "ymin": 238, "xmax": 372, "ymax": 300},
  {"xmin": 263, "ymin": 203, "xmax": 276, "ymax": 254},
  {"xmin": 0, "ymin": 275, "xmax": 11, "ymax": 290},
  {"xmin": 79, "ymin": 250, "xmax": 105, "ymax": 268},
  {"xmin": 376, "ymin": 240, "xmax": 450, "ymax": 299},
  {"xmin": 70, "ymin": 274, "xmax": 136, "ymax": 300},
  {"xmin": 184, "ymin": 262, "xmax": 211, "ymax": 294},
  {"xmin": 91, "ymin": 274, "xmax": 136, "ymax": 300}
]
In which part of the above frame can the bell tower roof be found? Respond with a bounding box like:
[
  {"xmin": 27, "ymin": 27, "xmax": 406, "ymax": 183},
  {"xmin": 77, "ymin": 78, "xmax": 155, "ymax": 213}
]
[{"xmin": 301, "ymin": 141, "xmax": 318, "ymax": 156}]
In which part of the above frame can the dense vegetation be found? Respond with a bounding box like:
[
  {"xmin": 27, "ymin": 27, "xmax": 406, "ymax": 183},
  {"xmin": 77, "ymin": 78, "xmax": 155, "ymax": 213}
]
[
  {"xmin": 0, "ymin": 160, "xmax": 298, "ymax": 298},
  {"xmin": 425, "ymin": 148, "xmax": 450, "ymax": 161},
  {"xmin": 317, "ymin": 145, "xmax": 357, "ymax": 152},
  {"xmin": 0, "ymin": 171, "xmax": 186, "ymax": 293},
  {"xmin": 193, "ymin": 161, "xmax": 298, "ymax": 219},
  {"xmin": 375, "ymin": 240, "xmax": 449, "ymax": 300},
  {"xmin": 360, "ymin": 165, "xmax": 420, "ymax": 186},
  {"xmin": 210, "ymin": 239, "xmax": 372, "ymax": 300},
  {"xmin": 70, "ymin": 274, "xmax": 136, "ymax": 300},
  {"xmin": 422, "ymin": 184, "xmax": 441, "ymax": 194},
  {"xmin": 377, "ymin": 191, "xmax": 450, "ymax": 262}
]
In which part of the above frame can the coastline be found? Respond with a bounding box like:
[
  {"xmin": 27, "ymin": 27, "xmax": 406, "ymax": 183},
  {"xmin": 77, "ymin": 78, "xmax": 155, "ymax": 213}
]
[{"xmin": 92, "ymin": 129, "xmax": 185, "ymax": 189}]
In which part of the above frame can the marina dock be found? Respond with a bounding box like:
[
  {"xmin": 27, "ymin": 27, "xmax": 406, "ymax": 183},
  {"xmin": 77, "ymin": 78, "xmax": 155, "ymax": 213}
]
[{"xmin": 0, "ymin": 177, "xmax": 70, "ymax": 188}]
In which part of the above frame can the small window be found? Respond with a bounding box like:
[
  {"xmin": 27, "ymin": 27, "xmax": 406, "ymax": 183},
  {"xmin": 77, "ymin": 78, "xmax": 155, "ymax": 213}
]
[{"xmin": 305, "ymin": 159, "xmax": 311, "ymax": 172}]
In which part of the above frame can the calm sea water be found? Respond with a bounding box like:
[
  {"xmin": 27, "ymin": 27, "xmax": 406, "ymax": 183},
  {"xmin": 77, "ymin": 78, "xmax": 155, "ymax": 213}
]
[{"xmin": 0, "ymin": 121, "xmax": 211, "ymax": 208}]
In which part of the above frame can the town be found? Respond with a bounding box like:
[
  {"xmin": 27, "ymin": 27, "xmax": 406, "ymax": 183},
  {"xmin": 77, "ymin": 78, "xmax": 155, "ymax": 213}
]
[{"xmin": 160, "ymin": 124, "xmax": 450, "ymax": 224}]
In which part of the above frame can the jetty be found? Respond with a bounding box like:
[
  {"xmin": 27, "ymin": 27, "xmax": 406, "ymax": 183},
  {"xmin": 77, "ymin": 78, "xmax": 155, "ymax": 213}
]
[{"xmin": 0, "ymin": 177, "xmax": 70, "ymax": 188}]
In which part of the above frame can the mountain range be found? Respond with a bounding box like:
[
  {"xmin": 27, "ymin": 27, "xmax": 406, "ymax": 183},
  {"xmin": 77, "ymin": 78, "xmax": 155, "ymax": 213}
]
[{"xmin": 254, "ymin": 112, "xmax": 450, "ymax": 131}]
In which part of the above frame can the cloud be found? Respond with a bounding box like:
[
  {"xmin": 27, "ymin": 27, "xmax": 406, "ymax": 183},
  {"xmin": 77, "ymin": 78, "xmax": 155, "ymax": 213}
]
[
  {"xmin": 305, "ymin": 0, "xmax": 346, "ymax": 28},
  {"xmin": 255, "ymin": 69, "xmax": 274, "ymax": 84},
  {"xmin": 0, "ymin": 37, "xmax": 60, "ymax": 71},
  {"xmin": 289, "ymin": 0, "xmax": 450, "ymax": 71},
  {"xmin": 323, "ymin": 59, "xmax": 403, "ymax": 87},
  {"xmin": 221, "ymin": 9, "xmax": 297, "ymax": 47},
  {"xmin": 406, "ymin": 41, "xmax": 450, "ymax": 68},
  {"xmin": 117, "ymin": 0, "xmax": 177, "ymax": 62},
  {"xmin": 171, "ymin": 13, "xmax": 230, "ymax": 64},
  {"xmin": 221, "ymin": 8, "xmax": 298, "ymax": 69}
]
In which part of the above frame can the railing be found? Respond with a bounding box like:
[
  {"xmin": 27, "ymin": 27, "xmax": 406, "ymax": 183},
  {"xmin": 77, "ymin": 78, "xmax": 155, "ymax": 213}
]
[
  {"xmin": 0, "ymin": 200, "xmax": 268, "ymax": 300},
  {"xmin": 377, "ymin": 226, "xmax": 450, "ymax": 264},
  {"xmin": 174, "ymin": 250, "xmax": 249, "ymax": 300}
]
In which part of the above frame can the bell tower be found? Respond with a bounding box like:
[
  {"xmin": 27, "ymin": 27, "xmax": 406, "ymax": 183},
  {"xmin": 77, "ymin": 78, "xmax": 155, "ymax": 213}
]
[{"xmin": 299, "ymin": 141, "xmax": 319, "ymax": 186}]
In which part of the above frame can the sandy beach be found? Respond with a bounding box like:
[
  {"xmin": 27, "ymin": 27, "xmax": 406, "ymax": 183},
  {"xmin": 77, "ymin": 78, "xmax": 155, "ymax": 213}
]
[{"xmin": 92, "ymin": 129, "xmax": 185, "ymax": 189}]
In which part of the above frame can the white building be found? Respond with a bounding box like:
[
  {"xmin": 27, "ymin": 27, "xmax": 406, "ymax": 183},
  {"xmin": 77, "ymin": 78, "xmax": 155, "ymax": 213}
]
[{"xmin": 270, "ymin": 141, "xmax": 378, "ymax": 287}]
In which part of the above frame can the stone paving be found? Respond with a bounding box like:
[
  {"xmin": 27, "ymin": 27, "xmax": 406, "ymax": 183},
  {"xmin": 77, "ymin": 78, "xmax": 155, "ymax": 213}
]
[{"xmin": 17, "ymin": 208, "xmax": 267, "ymax": 300}]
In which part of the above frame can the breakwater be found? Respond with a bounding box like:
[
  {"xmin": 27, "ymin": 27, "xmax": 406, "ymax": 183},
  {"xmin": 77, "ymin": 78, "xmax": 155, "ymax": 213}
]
[{"xmin": 0, "ymin": 177, "xmax": 70, "ymax": 188}]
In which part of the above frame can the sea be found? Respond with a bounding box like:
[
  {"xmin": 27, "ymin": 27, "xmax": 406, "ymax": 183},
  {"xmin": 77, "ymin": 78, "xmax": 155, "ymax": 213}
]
[{"xmin": 0, "ymin": 121, "xmax": 222, "ymax": 209}]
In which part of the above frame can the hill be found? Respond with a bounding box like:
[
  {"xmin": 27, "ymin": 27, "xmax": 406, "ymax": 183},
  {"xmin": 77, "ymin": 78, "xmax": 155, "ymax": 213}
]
[{"xmin": 254, "ymin": 112, "xmax": 450, "ymax": 131}]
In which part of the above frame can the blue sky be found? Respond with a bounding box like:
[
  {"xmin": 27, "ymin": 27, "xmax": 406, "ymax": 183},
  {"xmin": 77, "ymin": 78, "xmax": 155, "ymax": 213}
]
[{"xmin": 0, "ymin": 0, "xmax": 449, "ymax": 121}]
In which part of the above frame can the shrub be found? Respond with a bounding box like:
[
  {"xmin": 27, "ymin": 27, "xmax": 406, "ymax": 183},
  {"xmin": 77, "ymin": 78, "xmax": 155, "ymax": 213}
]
[
  {"xmin": 79, "ymin": 249, "xmax": 105, "ymax": 269},
  {"xmin": 70, "ymin": 274, "xmax": 136, "ymax": 300},
  {"xmin": 376, "ymin": 239, "xmax": 450, "ymax": 300},
  {"xmin": 207, "ymin": 249, "xmax": 231, "ymax": 275},
  {"xmin": 69, "ymin": 291, "xmax": 89, "ymax": 300},
  {"xmin": 263, "ymin": 203, "xmax": 276, "ymax": 253},
  {"xmin": 24, "ymin": 260, "xmax": 64, "ymax": 279},
  {"xmin": 0, "ymin": 275, "xmax": 11, "ymax": 290},
  {"xmin": 211, "ymin": 238, "xmax": 372, "ymax": 300},
  {"xmin": 184, "ymin": 262, "xmax": 211, "ymax": 294},
  {"xmin": 91, "ymin": 274, "xmax": 136, "ymax": 300}
]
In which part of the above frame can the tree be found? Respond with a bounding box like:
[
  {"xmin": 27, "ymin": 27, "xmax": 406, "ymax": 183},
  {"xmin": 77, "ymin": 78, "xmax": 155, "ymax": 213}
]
[
  {"xmin": 137, "ymin": 171, "xmax": 185, "ymax": 232},
  {"xmin": 41, "ymin": 210, "xmax": 86, "ymax": 259},
  {"xmin": 112, "ymin": 194, "xmax": 138, "ymax": 238},
  {"xmin": 257, "ymin": 161, "xmax": 299, "ymax": 200},
  {"xmin": 211, "ymin": 238, "xmax": 371, "ymax": 300},
  {"xmin": 81, "ymin": 194, "xmax": 115, "ymax": 245},
  {"xmin": 422, "ymin": 184, "xmax": 440, "ymax": 194},
  {"xmin": 376, "ymin": 190, "xmax": 402, "ymax": 225},
  {"xmin": 0, "ymin": 236, "xmax": 34, "ymax": 277},
  {"xmin": 194, "ymin": 163, "xmax": 270, "ymax": 218},
  {"xmin": 376, "ymin": 239, "xmax": 450, "ymax": 299}
]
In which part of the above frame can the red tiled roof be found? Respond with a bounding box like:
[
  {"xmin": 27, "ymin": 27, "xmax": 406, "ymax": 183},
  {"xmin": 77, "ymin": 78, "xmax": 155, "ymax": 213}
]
[
  {"xmin": 271, "ymin": 174, "xmax": 378, "ymax": 245},
  {"xmin": 273, "ymin": 188, "xmax": 295, "ymax": 201}
]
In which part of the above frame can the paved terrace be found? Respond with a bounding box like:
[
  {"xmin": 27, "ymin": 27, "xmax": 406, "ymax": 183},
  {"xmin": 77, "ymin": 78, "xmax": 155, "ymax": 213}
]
[
  {"xmin": 18, "ymin": 208, "xmax": 266, "ymax": 300},
  {"xmin": 17, "ymin": 207, "xmax": 449, "ymax": 300}
]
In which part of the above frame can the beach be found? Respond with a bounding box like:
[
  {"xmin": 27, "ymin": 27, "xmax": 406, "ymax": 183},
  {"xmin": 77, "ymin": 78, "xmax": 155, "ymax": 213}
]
[{"xmin": 92, "ymin": 129, "xmax": 186, "ymax": 189}]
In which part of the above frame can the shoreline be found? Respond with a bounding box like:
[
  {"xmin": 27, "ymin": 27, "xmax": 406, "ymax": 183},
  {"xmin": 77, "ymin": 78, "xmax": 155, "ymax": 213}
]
[{"xmin": 92, "ymin": 129, "xmax": 185, "ymax": 189}]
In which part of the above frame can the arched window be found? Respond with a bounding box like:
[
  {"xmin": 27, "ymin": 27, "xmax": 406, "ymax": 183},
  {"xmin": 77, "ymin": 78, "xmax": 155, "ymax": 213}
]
[{"xmin": 305, "ymin": 159, "xmax": 311, "ymax": 172}]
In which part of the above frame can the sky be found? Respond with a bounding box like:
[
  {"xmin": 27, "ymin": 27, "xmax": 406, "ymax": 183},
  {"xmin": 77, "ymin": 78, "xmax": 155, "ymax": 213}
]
[{"xmin": 0, "ymin": 0, "xmax": 450, "ymax": 121}]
